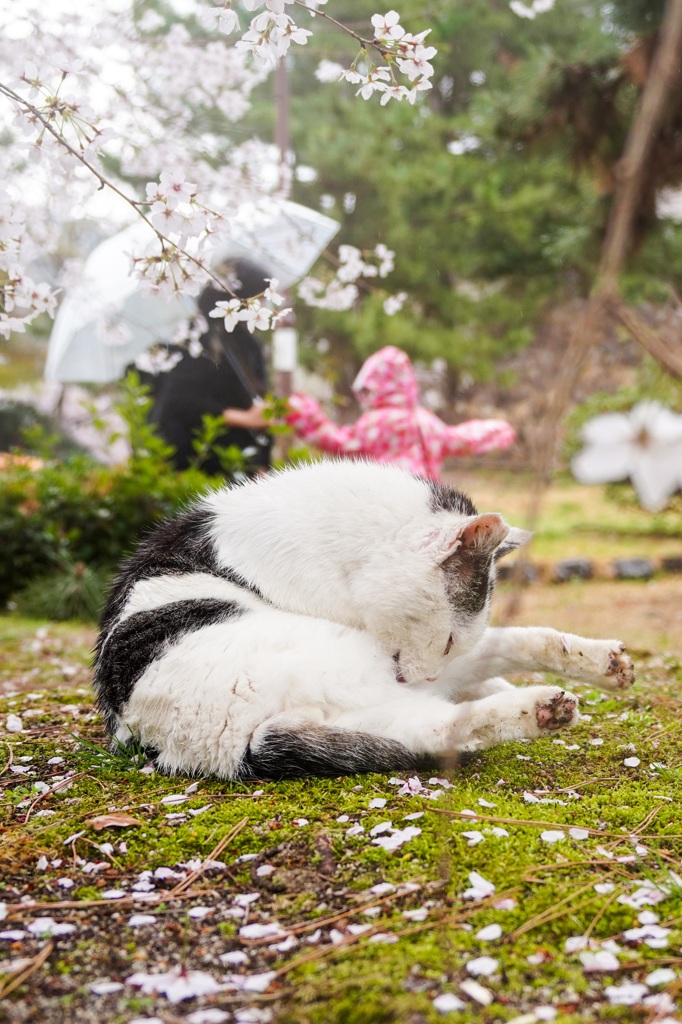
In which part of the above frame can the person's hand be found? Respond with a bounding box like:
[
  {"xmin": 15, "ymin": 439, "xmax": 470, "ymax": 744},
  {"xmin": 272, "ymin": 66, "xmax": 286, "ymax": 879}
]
[{"xmin": 223, "ymin": 401, "xmax": 268, "ymax": 429}]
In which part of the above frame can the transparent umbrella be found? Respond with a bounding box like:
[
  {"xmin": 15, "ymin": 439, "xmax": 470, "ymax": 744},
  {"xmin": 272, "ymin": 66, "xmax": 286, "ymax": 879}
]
[{"xmin": 45, "ymin": 198, "xmax": 340, "ymax": 384}]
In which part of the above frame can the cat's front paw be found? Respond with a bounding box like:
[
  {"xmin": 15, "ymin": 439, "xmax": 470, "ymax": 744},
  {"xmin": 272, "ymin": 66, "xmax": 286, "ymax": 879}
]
[
  {"xmin": 535, "ymin": 688, "xmax": 580, "ymax": 731},
  {"xmin": 604, "ymin": 643, "xmax": 635, "ymax": 689},
  {"xmin": 559, "ymin": 635, "xmax": 635, "ymax": 692}
]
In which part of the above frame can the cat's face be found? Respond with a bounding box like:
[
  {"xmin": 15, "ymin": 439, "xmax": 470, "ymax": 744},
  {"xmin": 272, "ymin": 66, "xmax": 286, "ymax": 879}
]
[{"xmin": 371, "ymin": 512, "xmax": 529, "ymax": 686}]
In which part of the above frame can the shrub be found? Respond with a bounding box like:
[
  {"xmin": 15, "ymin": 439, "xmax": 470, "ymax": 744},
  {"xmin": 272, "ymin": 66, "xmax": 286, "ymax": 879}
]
[
  {"xmin": 0, "ymin": 375, "xmax": 235, "ymax": 610},
  {"xmin": 12, "ymin": 561, "xmax": 111, "ymax": 622}
]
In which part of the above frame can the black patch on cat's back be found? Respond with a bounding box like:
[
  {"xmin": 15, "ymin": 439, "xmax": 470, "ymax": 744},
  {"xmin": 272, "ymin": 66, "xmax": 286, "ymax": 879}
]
[
  {"xmin": 426, "ymin": 480, "xmax": 478, "ymax": 518},
  {"xmin": 239, "ymin": 725, "xmax": 437, "ymax": 779},
  {"xmin": 94, "ymin": 598, "xmax": 244, "ymax": 733},
  {"xmin": 99, "ymin": 503, "xmax": 261, "ymax": 636}
]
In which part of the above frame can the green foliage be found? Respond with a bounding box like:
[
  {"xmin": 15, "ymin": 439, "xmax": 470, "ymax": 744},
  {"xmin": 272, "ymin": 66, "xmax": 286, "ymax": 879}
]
[
  {"xmin": 12, "ymin": 560, "xmax": 110, "ymax": 623},
  {"xmin": 0, "ymin": 374, "xmax": 239, "ymax": 612},
  {"xmin": 0, "ymin": 399, "xmax": 88, "ymax": 460},
  {"xmin": 190, "ymin": 412, "xmax": 252, "ymax": 477},
  {"xmin": 280, "ymin": 0, "xmax": 682, "ymax": 382}
]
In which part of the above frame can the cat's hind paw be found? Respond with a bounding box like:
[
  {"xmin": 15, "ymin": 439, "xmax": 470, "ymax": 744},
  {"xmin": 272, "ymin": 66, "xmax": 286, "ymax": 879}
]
[{"xmin": 535, "ymin": 689, "xmax": 579, "ymax": 731}]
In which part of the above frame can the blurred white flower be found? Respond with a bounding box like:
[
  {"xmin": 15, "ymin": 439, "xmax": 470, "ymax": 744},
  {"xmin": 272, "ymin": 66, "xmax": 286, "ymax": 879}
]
[
  {"xmin": 127, "ymin": 966, "xmax": 224, "ymax": 1003},
  {"xmin": 315, "ymin": 60, "xmax": 344, "ymax": 83},
  {"xmin": 571, "ymin": 401, "xmax": 682, "ymax": 512}
]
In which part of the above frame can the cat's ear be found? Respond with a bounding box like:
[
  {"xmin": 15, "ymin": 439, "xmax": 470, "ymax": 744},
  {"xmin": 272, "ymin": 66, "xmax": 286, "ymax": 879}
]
[
  {"xmin": 494, "ymin": 526, "xmax": 533, "ymax": 561},
  {"xmin": 424, "ymin": 514, "xmax": 510, "ymax": 565}
]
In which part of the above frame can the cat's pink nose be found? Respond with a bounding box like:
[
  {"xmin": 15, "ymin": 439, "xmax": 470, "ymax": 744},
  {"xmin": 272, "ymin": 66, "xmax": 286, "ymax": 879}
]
[{"xmin": 426, "ymin": 676, "xmax": 436, "ymax": 682}]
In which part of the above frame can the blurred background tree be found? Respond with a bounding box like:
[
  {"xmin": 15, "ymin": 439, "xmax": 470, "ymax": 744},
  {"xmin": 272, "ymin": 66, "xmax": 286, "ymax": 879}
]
[{"xmin": 272, "ymin": 0, "xmax": 682, "ymax": 388}]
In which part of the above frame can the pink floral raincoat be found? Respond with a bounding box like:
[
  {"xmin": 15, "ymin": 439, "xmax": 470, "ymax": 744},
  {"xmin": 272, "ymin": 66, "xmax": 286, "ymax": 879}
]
[{"xmin": 286, "ymin": 345, "xmax": 516, "ymax": 480}]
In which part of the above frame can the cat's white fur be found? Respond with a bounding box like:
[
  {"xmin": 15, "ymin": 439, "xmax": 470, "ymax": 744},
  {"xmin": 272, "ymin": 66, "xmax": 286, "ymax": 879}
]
[
  {"xmin": 202, "ymin": 461, "xmax": 515, "ymax": 683},
  {"xmin": 104, "ymin": 460, "xmax": 635, "ymax": 778}
]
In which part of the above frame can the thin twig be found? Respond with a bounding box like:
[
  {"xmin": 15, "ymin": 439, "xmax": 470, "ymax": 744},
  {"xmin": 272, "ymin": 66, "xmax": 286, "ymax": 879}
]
[
  {"xmin": 22, "ymin": 772, "xmax": 88, "ymax": 824},
  {"xmin": 0, "ymin": 742, "xmax": 14, "ymax": 779},
  {"xmin": 272, "ymin": 885, "xmax": 522, "ymax": 980},
  {"xmin": 554, "ymin": 777, "xmax": 620, "ymax": 793},
  {"xmin": 0, "ymin": 940, "xmax": 54, "ymax": 1000},
  {"xmin": 507, "ymin": 878, "xmax": 603, "ymax": 940},
  {"xmin": 630, "ymin": 802, "xmax": 667, "ymax": 836},
  {"xmin": 168, "ymin": 817, "xmax": 249, "ymax": 897},
  {"xmin": 583, "ymin": 886, "xmax": 624, "ymax": 940},
  {"xmin": 241, "ymin": 881, "xmax": 425, "ymax": 945},
  {"xmin": 4, "ymin": 890, "xmax": 201, "ymax": 918}
]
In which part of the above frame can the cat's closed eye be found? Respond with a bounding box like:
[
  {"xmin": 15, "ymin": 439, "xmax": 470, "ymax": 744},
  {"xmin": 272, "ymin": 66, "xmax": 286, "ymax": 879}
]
[{"xmin": 444, "ymin": 634, "xmax": 453, "ymax": 655}]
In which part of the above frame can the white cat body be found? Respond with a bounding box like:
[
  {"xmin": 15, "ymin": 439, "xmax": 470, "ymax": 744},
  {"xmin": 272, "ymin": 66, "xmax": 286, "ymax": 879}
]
[
  {"xmin": 94, "ymin": 460, "xmax": 635, "ymax": 779},
  {"xmin": 204, "ymin": 460, "xmax": 497, "ymax": 682}
]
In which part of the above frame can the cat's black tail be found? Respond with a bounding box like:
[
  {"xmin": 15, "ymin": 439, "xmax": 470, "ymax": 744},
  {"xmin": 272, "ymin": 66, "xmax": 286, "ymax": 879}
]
[{"xmin": 238, "ymin": 725, "xmax": 436, "ymax": 780}]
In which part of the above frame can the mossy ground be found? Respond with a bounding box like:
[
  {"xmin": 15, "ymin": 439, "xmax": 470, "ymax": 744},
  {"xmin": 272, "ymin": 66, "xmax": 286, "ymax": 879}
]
[
  {"xmin": 1, "ymin": 614, "xmax": 682, "ymax": 1024},
  {"xmin": 1, "ymin": 471, "xmax": 682, "ymax": 1024}
]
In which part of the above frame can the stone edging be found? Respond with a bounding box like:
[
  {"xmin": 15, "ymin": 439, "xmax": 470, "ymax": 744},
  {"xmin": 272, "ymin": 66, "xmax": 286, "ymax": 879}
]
[{"xmin": 498, "ymin": 555, "xmax": 682, "ymax": 584}]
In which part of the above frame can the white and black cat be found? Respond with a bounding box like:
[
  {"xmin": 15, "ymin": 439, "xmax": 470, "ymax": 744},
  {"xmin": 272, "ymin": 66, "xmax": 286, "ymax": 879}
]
[{"xmin": 93, "ymin": 460, "xmax": 634, "ymax": 779}]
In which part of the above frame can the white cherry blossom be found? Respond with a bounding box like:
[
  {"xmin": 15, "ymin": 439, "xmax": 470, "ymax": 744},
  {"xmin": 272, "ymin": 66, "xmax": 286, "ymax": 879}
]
[
  {"xmin": 315, "ymin": 59, "xmax": 345, "ymax": 83},
  {"xmin": 0, "ymin": 1, "xmax": 428, "ymax": 346},
  {"xmin": 203, "ymin": 5, "xmax": 241, "ymax": 34},
  {"xmin": 371, "ymin": 11, "xmax": 405, "ymax": 42},
  {"xmin": 572, "ymin": 401, "xmax": 682, "ymax": 512}
]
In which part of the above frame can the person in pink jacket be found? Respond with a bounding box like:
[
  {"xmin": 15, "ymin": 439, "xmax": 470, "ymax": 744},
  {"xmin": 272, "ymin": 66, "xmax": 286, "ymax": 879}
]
[{"xmin": 224, "ymin": 345, "xmax": 516, "ymax": 480}]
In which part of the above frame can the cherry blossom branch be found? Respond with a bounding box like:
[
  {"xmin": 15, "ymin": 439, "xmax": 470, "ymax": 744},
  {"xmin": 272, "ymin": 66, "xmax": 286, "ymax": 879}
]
[
  {"xmin": 0, "ymin": 81, "xmax": 235, "ymax": 298},
  {"xmin": 291, "ymin": 0, "xmax": 386, "ymax": 54}
]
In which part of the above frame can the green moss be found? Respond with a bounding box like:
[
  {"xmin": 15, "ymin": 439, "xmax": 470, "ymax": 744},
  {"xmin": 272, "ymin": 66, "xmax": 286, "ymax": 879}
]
[{"xmin": 1, "ymin": 625, "xmax": 681, "ymax": 1024}]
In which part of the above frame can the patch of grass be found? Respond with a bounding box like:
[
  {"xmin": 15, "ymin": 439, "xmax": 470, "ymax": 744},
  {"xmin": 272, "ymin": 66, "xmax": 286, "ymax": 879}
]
[{"xmin": 1, "ymin": 633, "xmax": 682, "ymax": 1023}]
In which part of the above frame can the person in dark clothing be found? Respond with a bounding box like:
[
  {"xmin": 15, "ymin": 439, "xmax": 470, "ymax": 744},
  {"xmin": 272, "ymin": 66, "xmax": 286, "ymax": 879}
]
[{"xmin": 148, "ymin": 261, "xmax": 273, "ymax": 475}]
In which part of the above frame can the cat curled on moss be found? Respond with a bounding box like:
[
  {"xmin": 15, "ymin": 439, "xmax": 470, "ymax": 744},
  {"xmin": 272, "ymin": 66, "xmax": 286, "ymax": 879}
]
[{"xmin": 93, "ymin": 460, "xmax": 635, "ymax": 779}]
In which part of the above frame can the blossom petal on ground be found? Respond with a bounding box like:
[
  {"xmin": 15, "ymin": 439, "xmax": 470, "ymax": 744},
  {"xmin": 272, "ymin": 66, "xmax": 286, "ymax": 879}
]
[
  {"xmin": 127, "ymin": 967, "xmax": 224, "ymax": 1003},
  {"xmin": 646, "ymin": 968, "xmax": 676, "ymax": 986},
  {"xmin": 459, "ymin": 978, "xmax": 493, "ymax": 1005},
  {"xmin": 188, "ymin": 906, "xmax": 213, "ymax": 919},
  {"xmin": 371, "ymin": 826, "xmax": 421, "ymax": 851},
  {"xmin": 187, "ymin": 1009, "xmax": 230, "ymax": 1024},
  {"xmin": 228, "ymin": 971, "xmax": 277, "ymax": 993},
  {"xmin": 371, "ymin": 882, "xmax": 395, "ymax": 895},
  {"xmin": 239, "ymin": 922, "xmax": 286, "ymax": 940},
  {"xmin": 220, "ymin": 951, "xmax": 249, "ymax": 965},
  {"xmin": 540, "ymin": 830, "xmax": 566, "ymax": 844},
  {"xmin": 463, "ymin": 871, "xmax": 496, "ymax": 901},
  {"xmin": 466, "ymin": 956, "xmax": 498, "ymax": 976},
  {"xmin": 604, "ymin": 982, "xmax": 649, "ymax": 1005},
  {"xmin": 370, "ymin": 821, "xmax": 393, "ymax": 836},
  {"xmin": 90, "ymin": 981, "xmax": 123, "ymax": 995},
  {"xmin": 433, "ymin": 992, "xmax": 466, "ymax": 1013},
  {"xmin": 27, "ymin": 918, "xmax": 76, "ymax": 936},
  {"xmin": 403, "ymin": 907, "xmax": 428, "ymax": 922},
  {"xmin": 127, "ymin": 914, "xmax": 157, "ymax": 927},
  {"xmin": 579, "ymin": 950, "xmax": 620, "ymax": 972},
  {"xmin": 476, "ymin": 924, "xmax": 502, "ymax": 941}
]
